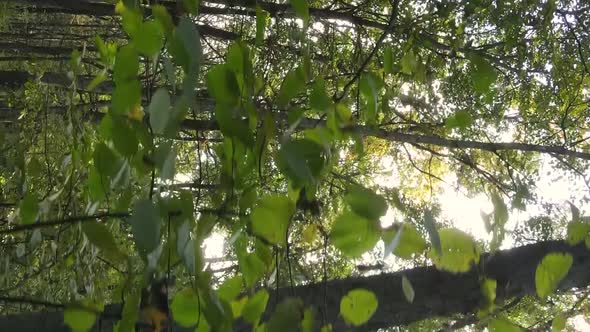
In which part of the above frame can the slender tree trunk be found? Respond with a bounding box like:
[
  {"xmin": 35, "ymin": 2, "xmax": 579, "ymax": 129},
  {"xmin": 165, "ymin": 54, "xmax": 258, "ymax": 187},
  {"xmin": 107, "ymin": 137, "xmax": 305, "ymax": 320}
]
[
  {"xmin": 0, "ymin": 70, "xmax": 112, "ymax": 94},
  {"xmin": 0, "ymin": 42, "xmax": 97, "ymax": 57},
  {"xmin": 0, "ymin": 70, "xmax": 32, "ymax": 89}
]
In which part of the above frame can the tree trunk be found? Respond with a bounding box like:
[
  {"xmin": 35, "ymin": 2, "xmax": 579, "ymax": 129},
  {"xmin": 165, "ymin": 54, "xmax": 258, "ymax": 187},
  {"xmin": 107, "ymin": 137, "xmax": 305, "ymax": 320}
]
[
  {"xmin": 7, "ymin": 0, "xmax": 115, "ymax": 17},
  {"xmin": 0, "ymin": 240, "xmax": 588, "ymax": 331}
]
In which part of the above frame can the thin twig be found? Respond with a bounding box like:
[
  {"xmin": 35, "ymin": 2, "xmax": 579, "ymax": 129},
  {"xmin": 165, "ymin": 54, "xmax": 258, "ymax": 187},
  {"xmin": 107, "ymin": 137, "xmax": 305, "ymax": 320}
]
[
  {"xmin": 0, "ymin": 212, "xmax": 128, "ymax": 235},
  {"xmin": 334, "ymin": 0, "xmax": 401, "ymax": 102}
]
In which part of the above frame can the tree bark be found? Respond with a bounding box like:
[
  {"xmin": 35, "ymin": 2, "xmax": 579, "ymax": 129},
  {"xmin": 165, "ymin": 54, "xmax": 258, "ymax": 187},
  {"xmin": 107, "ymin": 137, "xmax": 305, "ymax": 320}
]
[
  {"xmin": 174, "ymin": 116, "xmax": 590, "ymax": 160},
  {"xmin": 0, "ymin": 240, "xmax": 588, "ymax": 331},
  {"xmin": 359, "ymin": 127, "xmax": 590, "ymax": 160}
]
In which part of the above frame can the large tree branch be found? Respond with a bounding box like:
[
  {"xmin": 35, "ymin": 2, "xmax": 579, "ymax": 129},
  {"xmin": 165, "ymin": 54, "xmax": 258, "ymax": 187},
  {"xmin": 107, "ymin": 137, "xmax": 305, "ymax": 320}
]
[
  {"xmin": 176, "ymin": 116, "xmax": 590, "ymax": 160},
  {"xmin": 0, "ymin": 240, "xmax": 588, "ymax": 331},
  {"xmin": 358, "ymin": 127, "xmax": 590, "ymax": 160},
  {"xmin": 241, "ymin": 240, "xmax": 590, "ymax": 331},
  {"xmin": 2, "ymin": 70, "xmax": 587, "ymax": 161}
]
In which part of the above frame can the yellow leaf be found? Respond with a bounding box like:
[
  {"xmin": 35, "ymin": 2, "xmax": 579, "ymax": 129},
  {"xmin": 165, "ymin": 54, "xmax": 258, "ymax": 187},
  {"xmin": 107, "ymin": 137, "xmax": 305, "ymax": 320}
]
[
  {"xmin": 141, "ymin": 306, "xmax": 168, "ymax": 332},
  {"xmin": 128, "ymin": 104, "xmax": 145, "ymax": 122},
  {"xmin": 303, "ymin": 224, "xmax": 318, "ymax": 244}
]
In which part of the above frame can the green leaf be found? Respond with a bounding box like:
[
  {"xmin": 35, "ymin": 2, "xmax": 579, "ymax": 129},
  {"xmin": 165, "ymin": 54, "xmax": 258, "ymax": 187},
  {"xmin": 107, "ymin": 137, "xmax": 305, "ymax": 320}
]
[
  {"xmin": 383, "ymin": 47, "xmax": 394, "ymax": 74},
  {"xmin": 445, "ymin": 110, "xmax": 473, "ymax": 130},
  {"xmin": 255, "ymin": 240, "xmax": 273, "ymax": 267},
  {"xmin": 119, "ymin": 3, "xmax": 142, "ymax": 37},
  {"xmin": 344, "ymin": 185, "xmax": 387, "ymax": 221},
  {"xmin": 153, "ymin": 141, "xmax": 176, "ymax": 181},
  {"xmin": 226, "ymin": 42, "xmax": 253, "ymax": 96},
  {"xmin": 251, "ymin": 195, "xmax": 295, "ymax": 246},
  {"xmin": 359, "ymin": 72, "xmax": 383, "ymax": 125},
  {"xmin": 93, "ymin": 142, "xmax": 119, "ymax": 177},
  {"xmin": 29, "ymin": 229, "xmax": 42, "ymax": 249},
  {"xmin": 64, "ymin": 310, "xmax": 95, "ymax": 332},
  {"xmin": 277, "ymin": 139, "xmax": 325, "ymax": 185},
  {"xmin": 380, "ymin": 99, "xmax": 389, "ymax": 121},
  {"xmin": 152, "ymin": 5, "xmax": 174, "ymax": 35},
  {"xmin": 492, "ymin": 192, "xmax": 509, "ymax": 226},
  {"xmin": 481, "ymin": 278, "xmax": 497, "ymax": 303},
  {"xmin": 111, "ymin": 116, "xmax": 138, "ymax": 157},
  {"xmin": 26, "ymin": 156, "xmax": 43, "ymax": 178},
  {"xmin": 301, "ymin": 308, "xmax": 315, "ymax": 332},
  {"xmin": 168, "ymin": 18, "xmax": 201, "ymax": 91},
  {"xmin": 382, "ymin": 224, "xmax": 403, "ymax": 259},
  {"xmin": 490, "ymin": 192, "xmax": 509, "ymax": 250},
  {"xmin": 175, "ymin": 17, "xmax": 202, "ymax": 74},
  {"xmin": 256, "ymin": 6, "xmax": 270, "ymax": 46},
  {"xmin": 148, "ymin": 88, "xmax": 171, "ymax": 135},
  {"xmin": 194, "ymin": 317, "xmax": 210, "ymax": 332},
  {"xmin": 310, "ymin": 78, "xmax": 332, "ymax": 113},
  {"xmin": 400, "ymin": 50, "xmax": 417, "ymax": 75},
  {"xmin": 320, "ymin": 325, "xmax": 333, "ymax": 332},
  {"xmin": 470, "ymin": 54, "xmax": 497, "ymax": 93},
  {"xmin": 87, "ymin": 72, "xmax": 108, "ymax": 91},
  {"xmin": 488, "ymin": 318, "xmax": 522, "ymax": 332},
  {"xmin": 113, "ymin": 44, "xmax": 138, "ymax": 84},
  {"xmin": 95, "ymin": 36, "xmax": 116, "ymax": 68},
  {"xmin": 266, "ymin": 298, "xmax": 304, "ymax": 332},
  {"xmin": 239, "ymin": 188, "xmax": 257, "ymax": 214},
  {"xmin": 117, "ymin": 289, "xmax": 140, "ymax": 332},
  {"xmin": 401, "ymin": 275, "xmax": 415, "ymax": 303},
  {"xmin": 242, "ymin": 289, "xmax": 269, "ymax": 325},
  {"xmin": 128, "ymin": 199, "xmax": 161, "ymax": 254},
  {"xmin": 19, "ymin": 192, "xmax": 39, "ymax": 225},
  {"xmin": 64, "ymin": 302, "xmax": 102, "ymax": 332},
  {"xmin": 424, "ymin": 210, "xmax": 441, "ymax": 255},
  {"xmin": 206, "ymin": 64, "xmax": 240, "ymax": 107},
  {"xmin": 217, "ymin": 276, "xmax": 244, "ymax": 302},
  {"xmin": 382, "ymin": 224, "xmax": 427, "ymax": 259},
  {"xmin": 231, "ymin": 296, "xmax": 248, "ymax": 319},
  {"xmin": 176, "ymin": 221, "xmax": 196, "ymax": 274},
  {"xmin": 163, "ymin": 56, "xmax": 176, "ymax": 88},
  {"xmin": 187, "ymin": 287, "xmax": 226, "ymax": 332},
  {"xmin": 430, "ymin": 228, "xmax": 480, "ymax": 273},
  {"xmin": 133, "ymin": 20, "xmax": 163, "ymax": 57},
  {"xmin": 330, "ymin": 211, "xmax": 380, "ymax": 257},
  {"xmin": 569, "ymin": 202, "xmax": 580, "ymax": 222},
  {"xmin": 552, "ymin": 313, "xmax": 566, "ymax": 331},
  {"xmin": 111, "ymin": 79, "xmax": 141, "ymax": 115},
  {"xmin": 170, "ymin": 288, "xmax": 200, "ymax": 327},
  {"xmin": 238, "ymin": 252, "xmax": 266, "ymax": 288},
  {"xmin": 277, "ymin": 67, "xmax": 306, "ymax": 108},
  {"xmin": 535, "ymin": 252, "xmax": 573, "ymax": 299},
  {"xmin": 289, "ymin": 0, "xmax": 309, "ymax": 25},
  {"xmin": 566, "ymin": 221, "xmax": 590, "ymax": 245},
  {"xmin": 182, "ymin": 0, "xmax": 199, "ymax": 15},
  {"xmin": 215, "ymin": 103, "xmax": 254, "ymax": 147},
  {"xmin": 339, "ymin": 289, "xmax": 378, "ymax": 326},
  {"xmin": 82, "ymin": 222, "xmax": 124, "ymax": 262}
]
